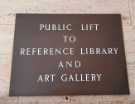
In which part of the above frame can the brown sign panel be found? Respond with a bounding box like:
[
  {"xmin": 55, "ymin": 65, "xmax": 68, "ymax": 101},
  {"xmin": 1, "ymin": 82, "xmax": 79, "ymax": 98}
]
[{"xmin": 9, "ymin": 14, "xmax": 129, "ymax": 96}]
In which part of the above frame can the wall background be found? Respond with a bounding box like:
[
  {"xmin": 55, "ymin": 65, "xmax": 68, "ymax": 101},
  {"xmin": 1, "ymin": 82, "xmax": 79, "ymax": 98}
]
[{"xmin": 0, "ymin": 0, "xmax": 135, "ymax": 103}]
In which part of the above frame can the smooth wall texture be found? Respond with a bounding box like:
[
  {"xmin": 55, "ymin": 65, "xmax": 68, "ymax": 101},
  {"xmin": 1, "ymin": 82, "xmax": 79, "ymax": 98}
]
[{"xmin": 0, "ymin": 0, "xmax": 135, "ymax": 103}]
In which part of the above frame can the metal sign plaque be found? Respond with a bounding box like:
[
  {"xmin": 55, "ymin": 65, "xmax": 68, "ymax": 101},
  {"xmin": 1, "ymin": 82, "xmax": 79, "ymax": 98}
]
[{"xmin": 9, "ymin": 14, "xmax": 129, "ymax": 96}]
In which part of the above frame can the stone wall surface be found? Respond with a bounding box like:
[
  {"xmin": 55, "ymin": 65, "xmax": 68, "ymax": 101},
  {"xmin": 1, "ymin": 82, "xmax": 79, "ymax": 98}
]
[{"xmin": 0, "ymin": 0, "xmax": 135, "ymax": 103}]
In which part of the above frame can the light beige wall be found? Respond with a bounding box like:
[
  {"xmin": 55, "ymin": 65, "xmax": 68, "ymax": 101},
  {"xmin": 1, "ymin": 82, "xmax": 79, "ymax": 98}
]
[{"xmin": 0, "ymin": 0, "xmax": 135, "ymax": 103}]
